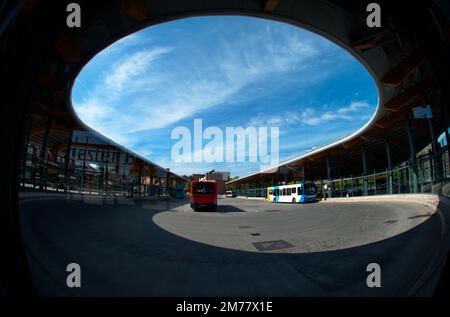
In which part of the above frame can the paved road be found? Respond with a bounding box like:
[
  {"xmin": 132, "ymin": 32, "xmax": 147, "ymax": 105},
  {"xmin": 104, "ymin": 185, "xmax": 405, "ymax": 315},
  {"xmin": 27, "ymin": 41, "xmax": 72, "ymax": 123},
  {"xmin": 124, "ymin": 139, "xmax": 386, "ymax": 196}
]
[
  {"xmin": 18, "ymin": 192, "xmax": 446, "ymax": 296},
  {"xmin": 155, "ymin": 197, "xmax": 436, "ymax": 253}
]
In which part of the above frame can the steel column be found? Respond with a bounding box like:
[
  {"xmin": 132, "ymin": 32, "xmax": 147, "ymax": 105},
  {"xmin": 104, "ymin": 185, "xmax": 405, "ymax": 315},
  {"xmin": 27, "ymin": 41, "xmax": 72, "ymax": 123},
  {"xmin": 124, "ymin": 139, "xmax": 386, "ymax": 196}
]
[
  {"xmin": 406, "ymin": 118, "xmax": 418, "ymax": 193},
  {"xmin": 326, "ymin": 156, "xmax": 332, "ymax": 198},
  {"xmin": 39, "ymin": 116, "xmax": 52, "ymax": 191},
  {"xmin": 385, "ymin": 133, "xmax": 393, "ymax": 194},
  {"xmin": 361, "ymin": 145, "xmax": 368, "ymax": 196}
]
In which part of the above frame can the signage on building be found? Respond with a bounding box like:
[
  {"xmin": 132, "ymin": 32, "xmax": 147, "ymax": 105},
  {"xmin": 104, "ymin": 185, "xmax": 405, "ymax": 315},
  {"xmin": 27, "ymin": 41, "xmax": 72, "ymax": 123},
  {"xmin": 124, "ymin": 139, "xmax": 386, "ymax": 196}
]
[{"xmin": 412, "ymin": 105, "xmax": 433, "ymax": 119}]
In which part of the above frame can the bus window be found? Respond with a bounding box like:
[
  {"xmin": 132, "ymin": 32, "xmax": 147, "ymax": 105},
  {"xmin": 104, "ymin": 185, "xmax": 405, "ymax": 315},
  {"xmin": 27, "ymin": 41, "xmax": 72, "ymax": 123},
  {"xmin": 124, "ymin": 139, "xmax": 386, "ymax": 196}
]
[
  {"xmin": 292, "ymin": 187, "xmax": 296, "ymax": 194},
  {"xmin": 304, "ymin": 183, "xmax": 317, "ymax": 195},
  {"xmin": 287, "ymin": 188, "xmax": 291, "ymax": 195},
  {"xmin": 282, "ymin": 189, "xmax": 286, "ymax": 196},
  {"xmin": 298, "ymin": 187, "xmax": 302, "ymax": 194},
  {"xmin": 192, "ymin": 182, "xmax": 215, "ymax": 195}
]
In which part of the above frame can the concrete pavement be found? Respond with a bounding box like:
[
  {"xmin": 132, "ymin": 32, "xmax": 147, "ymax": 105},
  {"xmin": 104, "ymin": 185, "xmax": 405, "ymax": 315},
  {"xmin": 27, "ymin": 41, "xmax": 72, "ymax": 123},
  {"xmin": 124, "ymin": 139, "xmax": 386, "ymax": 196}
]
[{"xmin": 18, "ymin": 192, "xmax": 449, "ymax": 296}]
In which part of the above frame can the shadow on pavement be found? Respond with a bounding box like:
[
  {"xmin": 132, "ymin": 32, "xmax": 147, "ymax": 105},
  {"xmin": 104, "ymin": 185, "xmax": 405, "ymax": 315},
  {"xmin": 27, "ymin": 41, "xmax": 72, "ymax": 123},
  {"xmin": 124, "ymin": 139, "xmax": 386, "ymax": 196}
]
[
  {"xmin": 18, "ymin": 193, "xmax": 450, "ymax": 297},
  {"xmin": 214, "ymin": 205, "xmax": 246, "ymax": 213}
]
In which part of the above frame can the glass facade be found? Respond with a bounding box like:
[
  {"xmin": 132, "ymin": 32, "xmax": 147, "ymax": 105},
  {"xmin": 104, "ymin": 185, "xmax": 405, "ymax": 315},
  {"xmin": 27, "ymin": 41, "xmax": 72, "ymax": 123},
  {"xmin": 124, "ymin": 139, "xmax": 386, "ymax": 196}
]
[
  {"xmin": 233, "ymin": 146, "xmax": 450, "ymax": 199},
  {"xmin": 19, "ymin": 118, "xmax": 187, "ymax": 198}
]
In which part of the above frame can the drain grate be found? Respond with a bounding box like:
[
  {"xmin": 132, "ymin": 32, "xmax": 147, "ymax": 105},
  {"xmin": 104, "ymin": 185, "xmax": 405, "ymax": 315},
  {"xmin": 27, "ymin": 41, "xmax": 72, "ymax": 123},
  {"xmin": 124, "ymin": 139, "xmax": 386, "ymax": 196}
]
[
  {"xmin": 385, "ymin": 219, "xmax": 398, "ymax": 224},
  {"xmin": 252, "ymin": 240, "xmax": 294, "ymax": 251}
]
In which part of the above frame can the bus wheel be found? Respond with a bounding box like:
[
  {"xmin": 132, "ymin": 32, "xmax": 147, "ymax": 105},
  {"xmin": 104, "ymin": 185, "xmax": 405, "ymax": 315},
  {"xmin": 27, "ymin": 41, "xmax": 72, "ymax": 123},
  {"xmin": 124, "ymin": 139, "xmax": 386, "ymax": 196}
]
[{"xmin": 292, "ymin": 198, "xmax": 296, "ymax": 204}]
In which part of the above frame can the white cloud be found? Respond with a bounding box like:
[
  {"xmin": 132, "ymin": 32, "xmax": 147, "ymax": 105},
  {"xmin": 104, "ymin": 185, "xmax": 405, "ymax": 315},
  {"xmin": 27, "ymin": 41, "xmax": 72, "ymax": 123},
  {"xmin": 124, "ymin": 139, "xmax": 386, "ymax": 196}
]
[
  {"xmin": 249, "ymin": 101, "xmax": 372, "ymax": 127},
  {"xmin": 73, "ymin": 22, "xmax": 336, "ymax": 144},
  {"xmin": 71, "ymin": 17, "xmax": 374, "ymax": 176},
  {"xmin": 104, "ymin": 47, "xmax": 172, "ymax": 91},
  {"xmin": 337, "ymin": 101, "xmax": 369, "ymax": 114}
]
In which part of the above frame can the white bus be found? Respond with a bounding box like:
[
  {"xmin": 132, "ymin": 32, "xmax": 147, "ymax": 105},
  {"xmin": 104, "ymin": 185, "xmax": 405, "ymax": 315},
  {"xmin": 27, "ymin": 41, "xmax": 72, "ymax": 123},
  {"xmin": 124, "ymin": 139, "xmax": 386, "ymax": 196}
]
[{"xmin": 266, "ymin": 182, "xmax": 318, "ymax": 203}]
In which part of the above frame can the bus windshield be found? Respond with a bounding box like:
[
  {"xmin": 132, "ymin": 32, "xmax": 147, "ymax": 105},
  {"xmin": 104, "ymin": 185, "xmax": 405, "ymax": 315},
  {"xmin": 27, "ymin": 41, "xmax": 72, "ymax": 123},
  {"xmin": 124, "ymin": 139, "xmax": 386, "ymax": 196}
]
[
  {"xmin": 192, "ymin": 182, "xmax": 215, "ymax": 195},
  {"xmin": 304, "ymin": 183, "xmax": 317, "ymax": 195}
]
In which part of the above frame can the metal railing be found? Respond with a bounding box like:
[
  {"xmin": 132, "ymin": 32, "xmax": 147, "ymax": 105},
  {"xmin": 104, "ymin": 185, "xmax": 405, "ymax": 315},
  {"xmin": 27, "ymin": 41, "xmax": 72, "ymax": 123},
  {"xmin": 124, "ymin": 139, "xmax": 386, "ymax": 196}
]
[
  {"xmin": 19, "ymin": 145, "xmax": 169, "ymax": 197},
  {"xmin": 234, "ymin": 147, "xmax": 450, "ymax": 199}
]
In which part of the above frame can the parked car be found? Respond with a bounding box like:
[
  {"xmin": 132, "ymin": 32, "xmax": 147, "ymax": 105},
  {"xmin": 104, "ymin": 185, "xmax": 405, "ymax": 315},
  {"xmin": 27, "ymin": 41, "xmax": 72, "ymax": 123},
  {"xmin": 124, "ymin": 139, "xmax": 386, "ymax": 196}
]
[{"xmin": 225, "ymin": 190, "xmax": 236, "ymax": 197}]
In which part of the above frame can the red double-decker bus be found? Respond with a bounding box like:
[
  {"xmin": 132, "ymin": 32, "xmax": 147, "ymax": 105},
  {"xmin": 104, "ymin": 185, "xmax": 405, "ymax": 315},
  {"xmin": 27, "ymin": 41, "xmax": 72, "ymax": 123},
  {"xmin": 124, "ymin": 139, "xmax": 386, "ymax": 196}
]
[{"xmin": 190, "ymin": 180, "xmax": 217, "ymax": 211}]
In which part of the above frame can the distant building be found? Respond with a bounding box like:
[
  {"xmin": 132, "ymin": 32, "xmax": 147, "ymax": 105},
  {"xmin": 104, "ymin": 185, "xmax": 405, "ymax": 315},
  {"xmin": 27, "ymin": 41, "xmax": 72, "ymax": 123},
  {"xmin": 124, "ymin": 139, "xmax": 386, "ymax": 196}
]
[
  {"xmin": 204, "ymin": 170, "xmax": 230, "ymax": 194},
  {"xmin": 187, "ymin": 171, "xmax": 230, "ymax": 194},
  {"xmin": 191, "ymin": 174, "xmax": 204, "ymax": 181}
]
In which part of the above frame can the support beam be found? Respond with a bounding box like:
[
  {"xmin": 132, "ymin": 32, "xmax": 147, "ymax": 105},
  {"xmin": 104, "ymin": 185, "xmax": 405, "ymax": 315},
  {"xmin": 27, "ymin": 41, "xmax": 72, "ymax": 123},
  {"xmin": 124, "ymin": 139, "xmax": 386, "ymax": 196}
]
[
  {"xmin": 330, "ymin": 155, "xmax": 361, "ymax": 175},
  {"xmin": 38, "ymin": 72, "xmax": 64, "ymax": 92},
  {"xmin": 413, "ymin": 5, "xmax": 450, "ymax": 177},
  {"xmin": 440, "ymin": 101, "xmax": 450, "ymax": 172},
  {"xmin": 351, "ymin": 30, "xmax": 392, "ymax": 50},
  {"xmin": 104, "ymin": 161, "xmax": 109, "ymax": 194},
  {"xmin": 21, "ymin": 116, "xmax": 34, "ymax": 187},
  {"xmin": 29, "ymin": 122, "xmax": 72, "ymax": 137},
  {"xmin": 427, "ymin": 116, "xmax": 443, "ymax": 183},
  {"xmin": 55, "ymin": 33, "xmax": 83, "ymax": 62},
  {"xmin": 343, "ymin": 145, "xmax": 385, "ymax": 167},
  {"xmin": 387, "ymin": 135, "xmax": 410, "ymax": 153},
  {"xmin": 326, "ymin": 156, "xmax": 332, "ymax": 181},
  {"xmin": 138, "ymin": 164, "xmax": 143, "ymax": 197},
  {"xmin": 263, "ymin": 0, "xmax": 279, "ymax": 12},
  {"xmin": 375, "ymin": 100, "xmax": 420, "ymax": 129},
  {"xmin": 39, "ymin": 115, "xmax": 52, "ymax": 191},
  {"xmin": 361, "ymin": 132, "xmax": 410, "ymax": 154},
  {"xmin": 384, "ymin": 134, "xmax": 393, "ymax": 171},
  {"xmin": 80, "ymin": 136, "xmax": 89, "ymax": 191},
  {"xmin": 410, "ymin": 120, "xmax": 429, "ymax": 136},
  {"xmin": 381, "ymin": 48, "xmax": 426, "ymax": 87},
  {"xmin": 385, "ymin": 133, "xmax": 393, "ymax": 194},
  {"xmin": 384, "ymin": 80, "xmax": 432, "ymax": 112},
  {"xmin": 361, "ymin": 145, "xmax": 368, "ymax": 196},
  {"xmin": 166, "ymin": 169, "xmax": 170, "ymax": 195},
  {"xmin": 119, "ymin": 0, "xmax": 150, "ymax": 20},
  {"xmin": 406, "ymin": 119, "xmax": 418, "ymax": 193},
  {"xmin": 427, "ymin": 117, "xmax": 438, "ymax": 154},
  {"xmin": 325, "ymin": 156, "xmax": 332, "ymax": 198}
]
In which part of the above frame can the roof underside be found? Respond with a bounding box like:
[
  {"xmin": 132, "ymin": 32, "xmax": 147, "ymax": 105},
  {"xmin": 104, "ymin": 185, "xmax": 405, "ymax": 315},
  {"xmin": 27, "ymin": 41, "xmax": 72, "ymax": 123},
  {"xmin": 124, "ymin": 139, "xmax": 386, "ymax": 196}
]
[{"xmin": 20, "ymin": 0, "xmax": 449, "ymax": 185}]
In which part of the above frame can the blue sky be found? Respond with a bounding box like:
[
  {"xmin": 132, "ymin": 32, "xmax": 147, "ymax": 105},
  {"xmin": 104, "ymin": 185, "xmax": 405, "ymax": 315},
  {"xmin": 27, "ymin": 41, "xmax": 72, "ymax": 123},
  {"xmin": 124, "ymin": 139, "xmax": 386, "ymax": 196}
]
[{"xmin": 72, "ymin": 16, "xmax": 378, "ymax": 177}]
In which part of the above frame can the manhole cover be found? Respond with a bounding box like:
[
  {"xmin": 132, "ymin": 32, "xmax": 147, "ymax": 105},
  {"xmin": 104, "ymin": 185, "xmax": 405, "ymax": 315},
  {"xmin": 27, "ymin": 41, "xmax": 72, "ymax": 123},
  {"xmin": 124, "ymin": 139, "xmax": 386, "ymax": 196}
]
[
  {"xmin": 252, "ymin": 240, "xmax": 294, "ymax": 251},
  {"xmin": 239, "ymin": 226, "xmax": 252, "ymax": 229}
]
